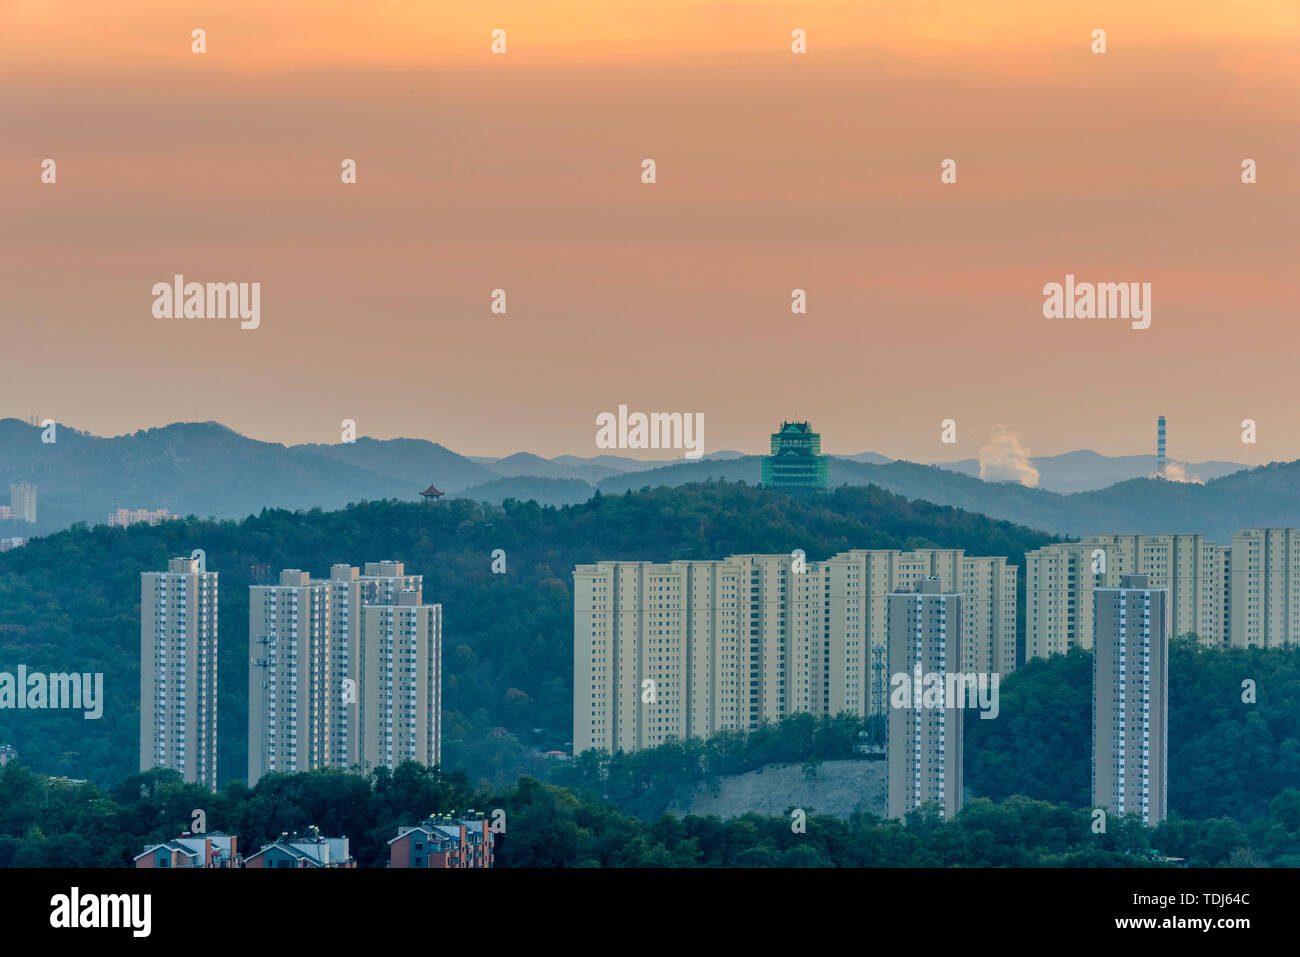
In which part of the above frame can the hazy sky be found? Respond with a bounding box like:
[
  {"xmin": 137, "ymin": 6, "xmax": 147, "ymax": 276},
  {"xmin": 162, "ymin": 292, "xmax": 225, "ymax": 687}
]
[{"xmin": 2, "ymin": 1, "xmax": 1297, "ymax": 465}]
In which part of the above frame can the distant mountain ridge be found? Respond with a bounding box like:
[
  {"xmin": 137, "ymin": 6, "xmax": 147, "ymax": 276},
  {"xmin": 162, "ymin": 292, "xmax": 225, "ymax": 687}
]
[
  {"xmin": 590, "ymin": 455, "xmax": 1291, "ymax": 541},
  {"xmin": 0, "ymin": 418, "xmax": 1273, "ymax": 541},
  {"xmin": 930, "ymin": 448, "xmax": 1247, "ymax": 493}
]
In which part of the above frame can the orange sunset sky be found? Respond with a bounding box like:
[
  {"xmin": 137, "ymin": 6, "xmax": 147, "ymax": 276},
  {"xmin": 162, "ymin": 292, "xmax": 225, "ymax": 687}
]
[{"xmin": 1, "ymin": 1, "xmax": 1298, "ymax": 464}]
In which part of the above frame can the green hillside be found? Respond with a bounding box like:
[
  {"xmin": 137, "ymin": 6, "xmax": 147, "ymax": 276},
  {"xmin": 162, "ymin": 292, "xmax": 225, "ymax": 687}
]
[{"xmin": 0, "ymin": 481, "xmax": 1055, "ymax": 787}]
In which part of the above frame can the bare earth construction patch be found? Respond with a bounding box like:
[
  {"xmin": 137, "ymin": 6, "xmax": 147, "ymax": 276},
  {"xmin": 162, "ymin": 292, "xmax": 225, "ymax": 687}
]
[{"xmin": 670, "ymin": 760, "xmax": 888, "ymax": 821}]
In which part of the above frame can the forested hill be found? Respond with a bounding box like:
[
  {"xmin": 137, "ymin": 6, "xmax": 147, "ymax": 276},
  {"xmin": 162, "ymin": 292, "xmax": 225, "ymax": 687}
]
[{"xmin": 0, "ymin": 481, "xmax": 1057, "ymax": 788}]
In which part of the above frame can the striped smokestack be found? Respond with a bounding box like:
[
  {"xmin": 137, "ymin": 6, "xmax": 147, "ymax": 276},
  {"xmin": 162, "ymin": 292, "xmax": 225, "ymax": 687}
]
[{"xmin": 1157, "ymin": 415, "xmax": 1166, "ymax": 477}]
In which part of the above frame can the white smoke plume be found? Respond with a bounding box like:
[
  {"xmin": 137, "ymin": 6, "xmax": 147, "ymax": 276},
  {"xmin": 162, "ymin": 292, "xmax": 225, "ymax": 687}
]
[
  {"xmin": 978, "ymin": 425, "xmax": 1040, "ymax": 487},
  {"xmin": 1157, "ymin": 461, "xmax": 1203, "ymax": 484}
]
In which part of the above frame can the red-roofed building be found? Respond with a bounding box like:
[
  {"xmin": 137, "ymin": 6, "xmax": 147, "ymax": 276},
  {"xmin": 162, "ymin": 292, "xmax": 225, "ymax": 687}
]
[
  {"xmin": 388, "ymin": 814, "xmax": 494, "ymax": 868},
  {"xmin": 134, "ymin": 832, "xmax": 240, "ymax": 868}
]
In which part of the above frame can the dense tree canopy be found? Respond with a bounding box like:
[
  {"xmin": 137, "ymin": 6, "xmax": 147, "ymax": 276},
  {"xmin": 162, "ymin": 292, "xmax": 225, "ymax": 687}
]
[
  {"xmin": 3, "ymin": 760, "xmax": 1297, "ymax": 868},
  {"xmin": 966, "ymin": 639, "xmax": 1300, "ymax": 823}
]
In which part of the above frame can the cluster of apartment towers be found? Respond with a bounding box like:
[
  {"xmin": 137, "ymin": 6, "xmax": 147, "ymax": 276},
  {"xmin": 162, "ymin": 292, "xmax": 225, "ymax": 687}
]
[
  {"xmin": 574, "ymin": 527, "xmax": 1300, "ymax": 826},
  {"xmin": 140, "ymin": 556, "xmax": 441, "ymax": 791}
]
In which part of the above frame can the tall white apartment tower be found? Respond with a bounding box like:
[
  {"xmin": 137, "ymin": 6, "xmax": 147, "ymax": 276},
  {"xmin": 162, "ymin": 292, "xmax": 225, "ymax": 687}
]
[
  {"xmin": 248, "ymin": 568, "xmax": 349, "ymax": 785},
  {"xmin": 1092, "ymin": 574, "xmax": 1169, "ymax": 826},
  {"xmin": 357, "ymin": 565, "xmax": 442, "ymax": 773},
  {"xmin": 9, "ymin": 483, "xmax": 36, "ymax": 523},
  {"xmin": 887, "ymin": 578, "xmax": 964, "ymax": 820},
  {"xmin": 248, "ymin": 561, "xmax": 439, "ymax": 784},
  {"xmin": 315, "ymin": 560, "xmax": 419, "ymax": 770},
  {"xmin": 141, "ymin": 554, "xmax": 219, "ymax": 789}
]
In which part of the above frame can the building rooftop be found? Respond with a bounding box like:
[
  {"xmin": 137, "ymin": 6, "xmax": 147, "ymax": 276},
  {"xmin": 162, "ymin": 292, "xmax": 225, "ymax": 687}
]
[{"xmin": 133, "ymin": 841, "xmax": 200, "ymax": 863}]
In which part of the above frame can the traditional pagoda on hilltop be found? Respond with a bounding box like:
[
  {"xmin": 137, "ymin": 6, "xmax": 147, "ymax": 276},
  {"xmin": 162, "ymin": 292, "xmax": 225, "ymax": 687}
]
[
  {"xmin": 419, "ymin": 484, "xmax": 444, "ymax": 502},
  {"xmin": 760, "ymin": 421, "xmax": 829, "ymax": 492}
]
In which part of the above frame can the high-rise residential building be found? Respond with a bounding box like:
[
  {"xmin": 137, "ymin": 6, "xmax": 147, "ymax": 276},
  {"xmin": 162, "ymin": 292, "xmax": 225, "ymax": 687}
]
[
  {"xmin": 1091, "ymin": 534, "xmax": 1228, "ymax": 646},
  {"xmin": 141, "ymin": 555, "xmax": 219, "ymax": 789},
  {"xmin": 1229, "ymin": 527, "xmax": 1300, "ymax": 649},
  {"xmin": 358, "ymin": 559, "xmax": 422, "ymax": 605},
  {"xmin": 1092, "ymin": 574, "xmax": 1168, "ymax": 826},
  {"xmin": 953, "ymin": 555, "xmax": 1018, "ymax": 675},
  {"xmin": 760, "ymin": 421, "xmax": 829, "ymax": 491},
  {"xmin": 1027, "ymin": 534, "xmax": 1228, "ymax": 660},
  {"xmin": 1026, "ymin": 542, "xmax": 1095, "ymax": 660},
  {"xmin": 1221, "ymin": 545, "xmax": 1233, "ymax": 646},
  {"xmin": 9, "ymin": 483, "xmax": 36, "ymax": 523},
  {"xmin": 249, "ymin": 568, "xmax": 346, "ymax": 784},
  {"xmin": 108, "ymin": 507, "xmax": 174, "ymax": 528},
  {"xmin": 887, "ymin": 578, "xmax": 963, "ymax": 820},
  {"xmin": 0, "ymin": 505, "xmax": 13, "ymax": 520},
  {"xmin": 572, "ymin": 548, "xmax": 1015, "ymax": 755},
  {"xmin": 357, "ymin": 565, "xmax": 442, "ymax": 774},
  {"xmin": 248, "ymin": 561, "xmax": 440, "ymax": 785},
  {"xmin": 831, "ymin": 549, "xmax": 1015, "ymax": 717}
]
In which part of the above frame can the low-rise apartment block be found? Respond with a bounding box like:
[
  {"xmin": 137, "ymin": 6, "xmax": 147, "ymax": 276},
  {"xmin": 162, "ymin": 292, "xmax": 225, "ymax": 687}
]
[
  {"xmin": 134, "ymin": 832, "xmax": 240, "ymax": 868},
  {"xmin": 388, "ymin": 814, "xmax": 495, "ymax": 869},
  {"xmin": 244, "ymin": 830, "xmax": 355, "ymax": 868}
]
